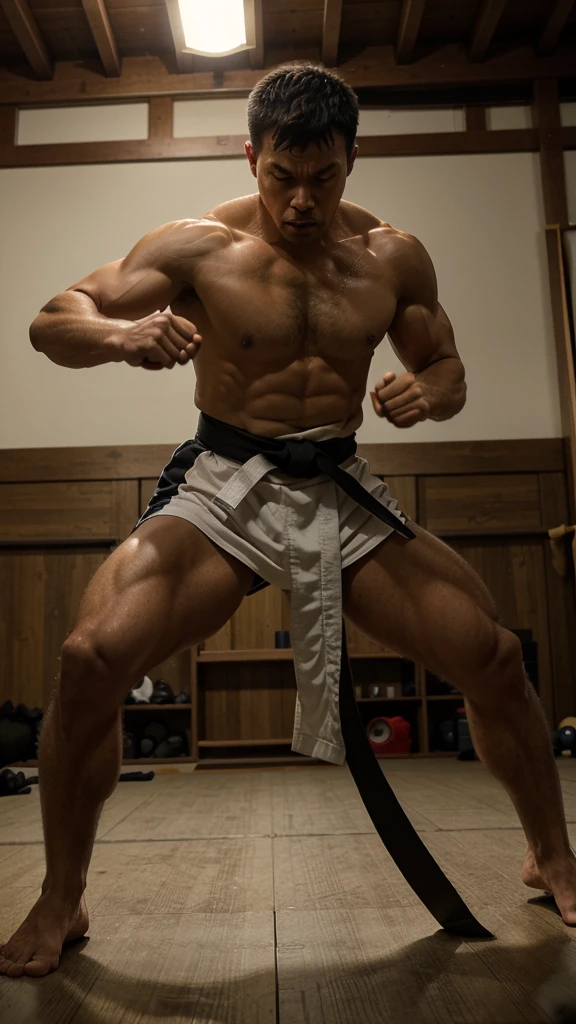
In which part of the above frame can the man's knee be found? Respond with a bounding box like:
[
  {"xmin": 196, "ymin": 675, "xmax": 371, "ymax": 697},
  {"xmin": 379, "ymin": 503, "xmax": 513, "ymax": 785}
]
[
  {"xmin": 468, "ymin": 627, "xmax": 526, "ymax": 704},
  {"xmin": 59, "ymin": 636, "xmax": 129, "ymax": 727}
]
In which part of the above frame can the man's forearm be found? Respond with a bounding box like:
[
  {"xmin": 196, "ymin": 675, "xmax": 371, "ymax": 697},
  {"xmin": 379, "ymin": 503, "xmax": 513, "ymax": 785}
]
[
  {"xmin": 415, "ymin": 357, "xmax": 467, "ymax": 421},
  {"xmin": 30, "ymin": 291, "xmax": 126, "ymax": 369}
]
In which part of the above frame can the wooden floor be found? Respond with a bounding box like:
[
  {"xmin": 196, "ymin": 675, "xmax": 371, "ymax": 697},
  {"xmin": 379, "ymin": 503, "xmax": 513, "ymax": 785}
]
[{"xmin": 2, "ymin": 758, "xmax": 576, "ymax": 1023}]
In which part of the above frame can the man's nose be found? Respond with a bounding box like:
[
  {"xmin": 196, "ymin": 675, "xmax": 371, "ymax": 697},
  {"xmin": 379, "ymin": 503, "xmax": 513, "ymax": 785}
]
[{"xmin": 290, "ymin": 188, "xmax": 315, "ymax": 212}]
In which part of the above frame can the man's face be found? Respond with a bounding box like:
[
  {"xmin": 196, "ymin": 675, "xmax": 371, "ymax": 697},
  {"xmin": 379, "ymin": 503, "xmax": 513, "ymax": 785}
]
[{"xmin": 246, "ymin": 131, "xmax": 357, "ymax": 245}]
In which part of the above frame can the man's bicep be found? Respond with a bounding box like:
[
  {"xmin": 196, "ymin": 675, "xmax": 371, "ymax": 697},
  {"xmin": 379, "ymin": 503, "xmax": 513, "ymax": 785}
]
[
  {"xmin": 65, "ymin": 223, "xmax": 187, "ymax": 320},
  {"xmin": 387, "ymin": 300, "xmax": 460, "ymax": 373},
  {"xmin": 66, "ymin": 259, "xmax": 180, "ymax": 321},
  {"xmin": 386, "ymin": 232, "xmax": 460, "ymax": 371}
]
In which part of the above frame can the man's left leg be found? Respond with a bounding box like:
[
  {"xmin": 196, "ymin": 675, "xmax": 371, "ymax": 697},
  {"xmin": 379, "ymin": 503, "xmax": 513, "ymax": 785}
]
[{"xmin": 342, "ymin": 518, "xmax": 576, "ymax": 924}]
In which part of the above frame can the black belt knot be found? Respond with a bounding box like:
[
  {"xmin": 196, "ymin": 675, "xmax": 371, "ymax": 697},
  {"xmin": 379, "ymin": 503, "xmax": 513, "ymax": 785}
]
[{"xmin": 269, "ymin": 437, "xmax": 328, "ymax": 477}]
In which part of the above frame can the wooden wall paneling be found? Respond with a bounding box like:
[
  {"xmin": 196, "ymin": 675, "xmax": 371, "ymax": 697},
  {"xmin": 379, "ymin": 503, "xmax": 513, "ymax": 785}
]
[
  {"xmin": 112, "ymin": 479, "xmax": 140, "ymax": 541},
  {"xmin": 201, "ymin": 585, "xmax": 284, "ymax": 652},
  {"xmin": 418, "ymin": 474, "xmax": 542, "ymax": 535},
  {"xmin": 0, "ymin": 480, "xmax": 129, "ymax": 543},
  {"xmin": 140, "ymin": 477, "xmax": 159, "ymax": 512},
  {"xmin": 539, "ymin": 471, "xmax": 576, "ymax": 722},
  {"xmin": 0, "ymin": 545, "xmax": 112, "ymax": 707},
  {"xmin": 357, "ymin": 438, "xmax": 564, "ymax": 477},
  {"xmin": 0, "ymin": 440, "xmax": 565, "ymax": 487},
  {"xmin": 0, "ymin": 550, "xmax": 46, "ymax": 707},
  {"xmin": 201, "ymin": 662, "xmax": 295, "ymax": 742},
  {"xmin": 230, "ymin": 585, "xmax": 286, "ymax": 650},
  {"xmin": 0, "ymin": 447, "xmax": 179, "ymax": 485}
]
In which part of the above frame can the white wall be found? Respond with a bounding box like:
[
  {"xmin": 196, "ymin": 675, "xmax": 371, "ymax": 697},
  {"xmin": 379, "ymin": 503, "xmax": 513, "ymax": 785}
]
[{"xmin": 0, "ymin": 101, "xmax": 563, "ymax": 449}]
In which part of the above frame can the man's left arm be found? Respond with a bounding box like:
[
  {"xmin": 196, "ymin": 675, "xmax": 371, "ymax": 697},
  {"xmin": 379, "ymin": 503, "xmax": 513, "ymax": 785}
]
[{"xmin": 370, "ymin": 233, "xmax": 467, "ymax": 426}]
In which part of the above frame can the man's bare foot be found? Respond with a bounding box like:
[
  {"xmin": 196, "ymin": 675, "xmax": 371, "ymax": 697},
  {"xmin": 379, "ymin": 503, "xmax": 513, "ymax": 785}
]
[
  {"xmin": 522, "ymin": 845, "xmax": 576, "ymax": 925},
  {"xmin": 0, "ymin": 891, "xmax": 89, "ymax": 978}
]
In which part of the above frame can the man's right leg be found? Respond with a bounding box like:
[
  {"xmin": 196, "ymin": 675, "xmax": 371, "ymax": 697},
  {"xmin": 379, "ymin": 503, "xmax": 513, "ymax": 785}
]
[{"xmin": 0, "ymin": 514, "xmax": 255, "ymax": 978}]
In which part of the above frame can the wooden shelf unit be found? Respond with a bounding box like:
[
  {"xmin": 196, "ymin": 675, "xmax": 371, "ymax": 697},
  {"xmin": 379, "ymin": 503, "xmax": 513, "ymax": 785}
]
[{"xmin": 190, "ymin": 636, "xmax": 466, "ymax": 767}]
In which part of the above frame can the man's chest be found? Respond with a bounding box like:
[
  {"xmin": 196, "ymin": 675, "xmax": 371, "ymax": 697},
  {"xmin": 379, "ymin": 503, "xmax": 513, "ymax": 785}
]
[{"xmin": 174, "ymin": 236, "xmax": 398, "ymax": 361}]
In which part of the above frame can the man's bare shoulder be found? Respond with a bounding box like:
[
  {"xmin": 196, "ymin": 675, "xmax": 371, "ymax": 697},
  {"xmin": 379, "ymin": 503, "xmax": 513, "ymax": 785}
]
[
  {"xmin": 338, "ymin": 201, "xmax": 422, "ymax": 258},
  {"xmin": 149, "ymin": 217, "xmax": 234, "ymax": 266},
  {"xmin": 203, "ymin": 194, "xmax": 260, "ymax": 233}
]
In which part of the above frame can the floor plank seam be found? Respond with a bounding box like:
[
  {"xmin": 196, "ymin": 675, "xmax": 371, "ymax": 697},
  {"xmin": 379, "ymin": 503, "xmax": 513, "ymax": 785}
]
[
  {"xmin": 0, "ymin": 824, "xmax": 535, "ymax": 848},
  {"xmin": 273, "ymin": 910, "xmax": 280, "ymax": 1024},
  {"xmin": 94, "ymin": 789, "xmax": 166, "ymax": 839}
]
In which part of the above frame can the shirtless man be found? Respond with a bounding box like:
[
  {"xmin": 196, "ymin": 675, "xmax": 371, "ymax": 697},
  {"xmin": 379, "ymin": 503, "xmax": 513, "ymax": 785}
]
[{"xmin": 2, "ymin": 61, "xmax": 575, "ymax": 979}]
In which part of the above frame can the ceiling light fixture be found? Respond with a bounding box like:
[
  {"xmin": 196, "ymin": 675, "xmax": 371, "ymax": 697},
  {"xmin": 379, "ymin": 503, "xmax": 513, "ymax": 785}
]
[{"xmin": 173, "ymin": 0, "xmax": 256, "ymax": 56}]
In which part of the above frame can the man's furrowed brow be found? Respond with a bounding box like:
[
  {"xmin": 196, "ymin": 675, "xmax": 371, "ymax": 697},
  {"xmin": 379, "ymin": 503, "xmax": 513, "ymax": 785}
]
[{"xmin": 270, "ymin": 160, "xmax": 338, "ymax": 174}]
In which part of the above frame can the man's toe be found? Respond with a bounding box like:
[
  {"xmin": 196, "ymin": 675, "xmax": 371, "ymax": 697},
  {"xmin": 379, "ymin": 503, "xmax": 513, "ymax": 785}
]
[{"xmin": 24, "ymin": 956, "xmax": 58, "ymax": 977}]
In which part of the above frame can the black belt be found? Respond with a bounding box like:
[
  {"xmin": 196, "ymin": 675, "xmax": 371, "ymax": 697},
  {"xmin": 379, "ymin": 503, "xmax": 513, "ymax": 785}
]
[{"xmin": 196, "ymin": 412, "xmax": 494, "ymax": 940}]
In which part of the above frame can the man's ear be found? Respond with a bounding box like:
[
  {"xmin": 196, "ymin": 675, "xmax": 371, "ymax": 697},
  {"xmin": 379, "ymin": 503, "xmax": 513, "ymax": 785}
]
[
  {"xmin": 347, "ymin": 144, "xmax": 358, "ymax": 176},
  {"xmin": 245, "ymin": 140, "xmax": 257, "ymax": 179}
]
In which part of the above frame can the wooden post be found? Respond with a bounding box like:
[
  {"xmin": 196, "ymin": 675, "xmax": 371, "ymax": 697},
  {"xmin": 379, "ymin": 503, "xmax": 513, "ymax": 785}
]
[
  {"xmin": 545, "ymin": 227, "xmax": 576, "ymax": 524},
  {"xmin": 148, "ymin": 97, "xmax": 173, "ymax": 141},
  {"xmin": 534, "ymin": 78, "xmax": 569, "ymax": 228},
  {"xmin": 464, "ymin": 106, "xmax": 487, "ymax": 131},
  {"xmin": 534, "ymin": 80, "xmax": 575, "ymax": 524}
]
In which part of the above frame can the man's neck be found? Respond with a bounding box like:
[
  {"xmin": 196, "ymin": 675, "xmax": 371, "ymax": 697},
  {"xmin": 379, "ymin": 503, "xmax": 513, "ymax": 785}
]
[{"xmin": 254, "ymin": 197, "xmax": 345, "ymax": 258}]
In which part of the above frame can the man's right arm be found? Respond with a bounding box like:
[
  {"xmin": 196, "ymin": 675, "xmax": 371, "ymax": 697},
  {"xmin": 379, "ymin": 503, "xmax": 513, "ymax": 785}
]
[{"xmin": 29, "ymin": 219, "xmax": 223, "ymax": 369}]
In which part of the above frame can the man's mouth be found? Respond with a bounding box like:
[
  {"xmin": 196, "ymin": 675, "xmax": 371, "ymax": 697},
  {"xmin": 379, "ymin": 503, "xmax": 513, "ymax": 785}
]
[{"xmin": 285, "ymin": 221, "xmax": 317, "ymax": 230}]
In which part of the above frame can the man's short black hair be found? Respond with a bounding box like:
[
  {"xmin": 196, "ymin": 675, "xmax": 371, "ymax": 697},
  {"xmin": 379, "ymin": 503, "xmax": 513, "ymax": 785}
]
[{"xmin": 247, "ymin": 62, "xmax": 359, "ymax": 158}]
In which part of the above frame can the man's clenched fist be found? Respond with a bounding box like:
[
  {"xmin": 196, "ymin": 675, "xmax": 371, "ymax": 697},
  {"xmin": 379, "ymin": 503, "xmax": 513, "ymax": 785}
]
[
  {"xmin": 107, "ymin": 310, "xmax": 202, "ymax": 370},
  {"xmin": 370, "ymin": 371, "xmax": 431, "ymax": 427}
]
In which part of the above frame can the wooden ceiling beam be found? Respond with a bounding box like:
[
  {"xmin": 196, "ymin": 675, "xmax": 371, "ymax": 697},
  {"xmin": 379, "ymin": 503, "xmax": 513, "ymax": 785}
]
[
  {"xmin": 0, "ymin": 0, "xmax": 52, "ymax": 80},
  {"xmin": 80, "ymin": 0, "xmax": 120, "ymax": 77},
  {"xmin": 396, "ymin": 0, "xmax": 426, "ymax": 64},
  {"xmin": 2, "ymin": 45, "xmax": 576, "ymax": 105},
  {"xmin": 469, "ymin": 0, "xmax": 507, "ymax": 62},
  {"xmin": 536, "ymin": 0, "xmax": 576, "ymax": 57},
  {"xmin": 322, "ymin": 0, "xmax": 343, "ymax": 67}
]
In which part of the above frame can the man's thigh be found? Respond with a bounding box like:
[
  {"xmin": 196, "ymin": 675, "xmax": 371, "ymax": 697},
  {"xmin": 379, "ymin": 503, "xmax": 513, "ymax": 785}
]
[
  {"xmin": 65, "ymin": 514, "xmax": 255, "ymax": 679},
  {"xmin": 341, "ymin": 519, "xmax": 508, "ymax": 685}
]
